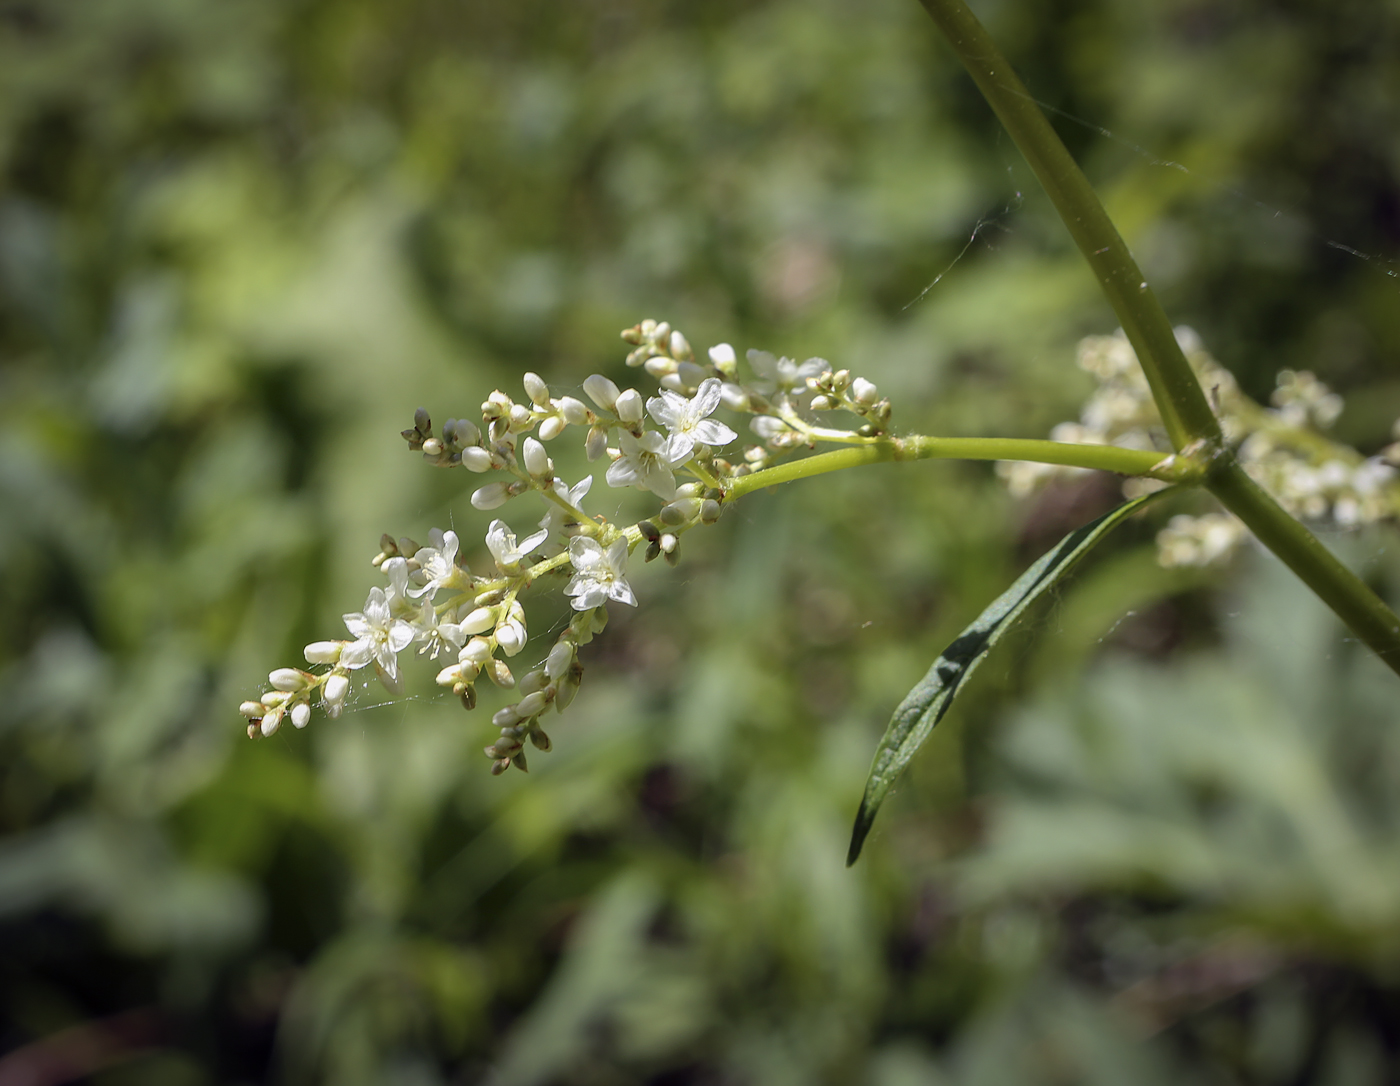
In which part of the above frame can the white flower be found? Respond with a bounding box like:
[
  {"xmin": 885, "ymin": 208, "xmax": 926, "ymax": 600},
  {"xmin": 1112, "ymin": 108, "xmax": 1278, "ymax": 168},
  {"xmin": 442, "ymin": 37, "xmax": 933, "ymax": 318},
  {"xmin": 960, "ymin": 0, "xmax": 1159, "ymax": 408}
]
[
  {"xmin": 565, "ymin": 536, "xmax": 637, "ymax": 610},
  {"xmin": 647, "ymin": 377, "xmax": 738, "ymax": 460},
  {"xmin": 605, "ymin": 429, "xmax": 686, "ymax": 500},
  {"xmin": 341, "ymin": 586, "xmax": 416, "ymax": 682},
  {"xmin": 411, "ymin": 599, "xmax": 466, "ymax": 659},
  {"xmin": 747, "ymin": 349, "xmax": 826, "ymax": 406},
  {"xmin": 485, "ymin": 519, "xmax": 548, "ymax": 572},
  {"xmin": 409, "ymin": 529, "xmax": 467, "ymax": 599},
  {"xmin": 539, "ymin": 475, "xmax": 593, "ymax": 536}
]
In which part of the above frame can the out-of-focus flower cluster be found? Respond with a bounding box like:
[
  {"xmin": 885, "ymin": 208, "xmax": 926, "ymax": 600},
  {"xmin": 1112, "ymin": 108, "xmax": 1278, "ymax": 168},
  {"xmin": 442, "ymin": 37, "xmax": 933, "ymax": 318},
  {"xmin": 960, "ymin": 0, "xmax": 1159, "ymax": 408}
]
[
  {"xmin": 240, "ymin": 320, "xmax": 891, "ymax": 771},
  {"xmin": 998, "ymin": 328, "xmax": 1400, "ymax": 567}
]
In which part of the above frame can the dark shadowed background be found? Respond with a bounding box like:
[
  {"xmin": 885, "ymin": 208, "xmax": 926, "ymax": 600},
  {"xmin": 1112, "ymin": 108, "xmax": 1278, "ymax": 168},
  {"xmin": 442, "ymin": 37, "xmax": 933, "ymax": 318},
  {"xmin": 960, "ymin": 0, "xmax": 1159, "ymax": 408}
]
[{"xmin": 3, "ymin": 1, "xmax": 1400, "ymax": 1082}]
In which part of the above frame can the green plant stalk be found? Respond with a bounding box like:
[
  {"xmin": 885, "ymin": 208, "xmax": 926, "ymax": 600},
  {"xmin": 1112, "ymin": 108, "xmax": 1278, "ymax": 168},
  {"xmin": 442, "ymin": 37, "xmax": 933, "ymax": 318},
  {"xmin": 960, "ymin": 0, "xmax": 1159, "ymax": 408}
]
[
  {"xmin": 1207, "ymin": 462, "xmax": 1400, "ymax": 672},
  {"xmin": 916, "ymin": 0, "xmax": 1400, "ymax": 678},
  {"xmin": 915, "ymin": 0, "xmax": 1219, "ymax": 453},
  {"xmin": 724, "ymin": 436, "xmax": 1186, "ymax": 502}
]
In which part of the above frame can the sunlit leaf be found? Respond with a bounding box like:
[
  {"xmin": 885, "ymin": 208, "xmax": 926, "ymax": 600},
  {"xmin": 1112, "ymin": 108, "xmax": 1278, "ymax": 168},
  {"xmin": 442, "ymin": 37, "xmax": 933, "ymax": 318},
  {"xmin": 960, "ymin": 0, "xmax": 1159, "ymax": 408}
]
[{"xmin": 847, "ymin": 490, "xmax": 1168, "ymax": 865}]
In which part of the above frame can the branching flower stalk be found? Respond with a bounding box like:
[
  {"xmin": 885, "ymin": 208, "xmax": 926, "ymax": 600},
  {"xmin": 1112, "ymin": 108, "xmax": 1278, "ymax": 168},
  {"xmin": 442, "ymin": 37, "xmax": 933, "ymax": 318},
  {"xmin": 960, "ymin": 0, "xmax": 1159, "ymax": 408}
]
[{"xmin": 240, "ymin": 310, "xmax": 1400, "ymax": 772}]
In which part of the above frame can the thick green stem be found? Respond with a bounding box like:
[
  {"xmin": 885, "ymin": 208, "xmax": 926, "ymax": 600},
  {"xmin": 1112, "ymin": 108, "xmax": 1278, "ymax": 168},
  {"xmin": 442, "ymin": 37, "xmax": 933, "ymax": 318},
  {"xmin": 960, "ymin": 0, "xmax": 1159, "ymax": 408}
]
[
  {"xmin": 1207, "ymin": 463, "xmax": 1400, "ymax": 676},
  {"xmin": 724, "ymin": 436, "xmax": 1184, "ymax": 502},
  {"xmin": 915, "ymin": 0, "xmax": 1219, "ymax": 452}
]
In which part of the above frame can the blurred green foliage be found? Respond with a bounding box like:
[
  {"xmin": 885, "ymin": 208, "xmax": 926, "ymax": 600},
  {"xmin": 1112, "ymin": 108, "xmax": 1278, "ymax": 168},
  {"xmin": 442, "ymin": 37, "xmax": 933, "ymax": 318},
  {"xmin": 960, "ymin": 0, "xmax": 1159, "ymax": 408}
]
[{"xmin": 2, "ymin": 0, "xmax": 1400, "ymax": 1082}]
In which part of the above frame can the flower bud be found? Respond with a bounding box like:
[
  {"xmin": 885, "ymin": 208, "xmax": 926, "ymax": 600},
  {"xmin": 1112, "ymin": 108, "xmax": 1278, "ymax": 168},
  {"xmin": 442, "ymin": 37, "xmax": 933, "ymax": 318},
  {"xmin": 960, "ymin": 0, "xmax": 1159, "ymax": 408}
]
[
  {"xmin": 261, "ymin": 690, "xmax": 288, "ymax": 708},
  {"xmin": 436, "ymin": 663, "xmax": 462, "ymax": 686},
  {"xmin": 260, "ymin": 708, "xmax": 284, "ymax": 737},
  {"xmin": 497, "ymin": 619, "xmax": 526, "ymax": 656},
  {"xmin": 583, "ymin": 374, "xmax": 621, "ymax": 412},
  {"xmin": 304, "ymin": 641, "xmax": 343, "ymax": 665},
  {"xmin": 669, "ymin": 330, "xmax": 692, "ymax": 360},
  {"xmin": 660, "ymin": 498, "xmax": 702, "ymax": 526},
  {"xmin": 529, "ymin": 728, "xmax": 553, "ymax": 752},
  {"xmin": 493, "ymin": 705, "xmax": 522, "ymax": 728},
  {"xmin": 269, "ymin": 667, "xmax": 309, "ymax": 691},
  {"xmin": 291, "ymin": 702, "xmax": 312, "ymax": 729},
  {"xmin": 518, "ymin": 668, "xmax": 548, "ymax": 695},
  {"xmin": 585, "ymin": 426, "xmax": 608, "ymax": 461},
  {"xmin": 460, "ymin": 446, "xmax": 493, "ymax": 472},
  {"xmin": 471, "ymin": 482, "xmax": 511, "ymax": 510},
  {"xmin": 508, "ymin": 404, "xmax": 534, "ymax": 431},
  {"xmin": 421, "ymin": 437, "xmax": 443, "ymax": 457},
  {"xmin": 614, "ymin": 388, "xmax": 644, "ymax": 423},
  {"xmin": 486, "ymin": 659, "xmax": 515, "ymax": 688},
  {"xmin": 538, "ymin": 415, "xmax": 566, "ymax": 441},
  {"xmin": 323, "ymin": 673, "xmax": 349, "ymax": 704},
  {"xmin": 239, "ymin": 701, "xmax": 265, "ymax": 719},
  {"xmin": 810, "ymin": 395, "xmax": 834, "ymax": 411},
  {"xmin": 708, "ymin": 342, "xmax": 736, "ymax": 367},
  {"xmin": 460, "ymin": 607, "xmax": 497, "ymax": 635},
  {"xmin": 558, "ymin": 396, "xmax": 589, "ymax": 425},
  {"xmin": 523, "ymin": 372, "xmax": 550, "ymax": 406},
  {"xmin": 700, "ymin": 499, "xmax": 722, "ymax": 524},
  {"xmin": 851, "ymin": 377, "xmax": 878, "ymax": 405},
  {"xmin": 516, "ymin": 690, "xmax": 547, "ymax": 718},
  {"xmin": 460, "ymin": 637, "xmax": 493, "ymax": 665},
  {"xmin": 522, "ymin": 437, "xmax": 550, "ymax": 477},
  {"xmin": 644, "ymin": 355, "xmax": 678, "ymax": 378},
  {"xmin": 545, "ymin": 641, "xmax": 575, "ymax": 680}
]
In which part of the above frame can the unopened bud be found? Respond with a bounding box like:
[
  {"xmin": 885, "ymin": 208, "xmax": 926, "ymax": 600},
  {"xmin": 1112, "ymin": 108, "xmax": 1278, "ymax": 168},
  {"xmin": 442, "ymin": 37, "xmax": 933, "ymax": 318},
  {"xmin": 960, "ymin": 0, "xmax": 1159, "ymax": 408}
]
[
  {"xmin": 304, "ymin": 641, "xmax": 343, "ymax": 665},
  {"xmin": 460, "ymin": 637, "xmax": 493, "ymax": 665},
  {"xmin": 538, "ymin": 415, "xmax": 566, "ymax": 441},
  {"xmin": 558, "ymin": 396, "xmax": 589, "ymax": 425},
  {"xmin": 460, "ymin": 607, "xmax": 497, "ymax": 635},
  {"xmin": 460, "ymin": 446, "xmax": 493, "ymax": 472},
  {"xmin": 291, "ymin": 702, "xmax": 311, "ymax": 729},
  {"xmin": 487, "ymin": 659, "xmax": 515, "ymax": 688},
  {"xmin": 700, "ymin": 499, "xmax": 722, "ymax": 524},
  {"xmin": 516, "ymin": 690, "xmax": 547, "ymax": 718},
  {"xmin": 660, "ymin": 498, "xmax": 702, "ymax": 526},
  {"xmin": 669, "ymin": 330, "xmax": 692, "ymax": 360},
  {"xmin": 493, "ymin": 705, "xmax": 522, "ymax": 728},
  {"xmin": 260, "ymin": 708, "xmax": 284, "ymax": 737},
  {"xmin": 269, "ymin": 667, "xmax": 309, "ymax": 691},
  {"xmin": 523, "ymin": 372, "xmax": 550, "ymax": 406},
  {"xmin": 323, "ymin": 673, "xmax": 349, "ymax": 703},
  {"xmin": 519, "ymin": 668, "xmax": 548, "ymax": 696},
  {"xmin": 585, "ymin": 426, "xmax": 608, "ymax": 461},
  {"xmin": 471, "ymin": 482, "xmax": 511, "ymax": 510},
  {"xmin": 522, "ymin": 437, "xmax": 550, "ymax": 477},
  {"xmin": 851, "ymin": 377, "xmax": 878, "ymax": 405},
  {"xmin": 529, "ymin": 728, "xmax": 553, "ymax": 752},
  {"xmin": 583, "ymin": 374, "xmax": 621, "ymax": 412},
  {"xmin": 239, "ymin": 701, "xmax": 265, "ymax": 719},
  {"xmin": 614, "ymin": 388, "xmax": 644, "ymax": 423},
  {"xmin": 545, "ymin": 641, "xmax": 575, "ymax": 680},
  {"xmin": 497, "ymin": 619, "xmax": 526, "ymax": 656}
]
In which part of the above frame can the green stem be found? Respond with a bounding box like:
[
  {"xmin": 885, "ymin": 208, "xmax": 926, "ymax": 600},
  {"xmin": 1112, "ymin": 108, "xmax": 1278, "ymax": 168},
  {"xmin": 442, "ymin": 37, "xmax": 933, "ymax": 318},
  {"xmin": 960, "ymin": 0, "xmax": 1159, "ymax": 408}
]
[
  {"xmin": 916, "ymin": 0, "xmax": 1400, "ymax": 678},
  {"xmin": 724, "ymin": 436, "xmax": 1187, "ymax": 502},
  {"xmin": 915, "ymin": 0, "xmax": 1220, "ymax": 452},
  {"xmin": 1206, "ymin": 463, "xmax": 1400, "ymax": 676}
]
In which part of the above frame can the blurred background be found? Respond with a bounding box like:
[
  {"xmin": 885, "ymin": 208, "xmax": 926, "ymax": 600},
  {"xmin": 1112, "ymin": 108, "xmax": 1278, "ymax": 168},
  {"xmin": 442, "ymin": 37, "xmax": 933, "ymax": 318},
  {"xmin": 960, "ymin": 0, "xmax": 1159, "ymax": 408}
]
[{"xmin": 3, "ymin": 0, "xmax": 1400, "ymax": 1082}]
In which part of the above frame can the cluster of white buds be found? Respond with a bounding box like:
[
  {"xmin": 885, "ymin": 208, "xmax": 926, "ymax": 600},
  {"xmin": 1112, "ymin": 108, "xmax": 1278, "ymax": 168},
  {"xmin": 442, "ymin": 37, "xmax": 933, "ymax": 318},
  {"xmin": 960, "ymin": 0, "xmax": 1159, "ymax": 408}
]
[
  {"xmin": 241, "ymin": 320, "xmax": 894, "ymax": 771},
  {"xmin": 998, "ymin": 328, "xmax": 1400, "ymax": 567}
]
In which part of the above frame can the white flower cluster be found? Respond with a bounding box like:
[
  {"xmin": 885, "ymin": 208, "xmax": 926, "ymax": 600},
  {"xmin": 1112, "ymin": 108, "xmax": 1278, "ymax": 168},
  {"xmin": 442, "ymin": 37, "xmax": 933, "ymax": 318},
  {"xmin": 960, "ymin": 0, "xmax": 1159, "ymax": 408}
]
[
  {"xmin": 240, "ymin": 319, "xmax": 892, "ymax": 773},
  {"xmin": 998, "ymin": 328, "xmax": 1400, "ymax": 567}
]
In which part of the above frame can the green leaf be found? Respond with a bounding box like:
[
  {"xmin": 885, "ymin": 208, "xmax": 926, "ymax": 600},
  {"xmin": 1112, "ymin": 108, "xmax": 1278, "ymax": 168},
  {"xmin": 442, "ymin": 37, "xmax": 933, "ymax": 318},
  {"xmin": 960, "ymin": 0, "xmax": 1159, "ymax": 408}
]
[{"xmin": 847, "ymin": 490, "xmax": 1170, "ymax": 866}]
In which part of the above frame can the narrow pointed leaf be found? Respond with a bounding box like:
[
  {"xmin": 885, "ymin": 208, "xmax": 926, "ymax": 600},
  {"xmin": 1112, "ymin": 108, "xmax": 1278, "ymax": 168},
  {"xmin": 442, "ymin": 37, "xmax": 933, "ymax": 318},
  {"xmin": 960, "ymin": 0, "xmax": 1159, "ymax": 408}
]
[{"xmin": 847, "ymin": 490, "xmax": 1169, "ymax": 865}]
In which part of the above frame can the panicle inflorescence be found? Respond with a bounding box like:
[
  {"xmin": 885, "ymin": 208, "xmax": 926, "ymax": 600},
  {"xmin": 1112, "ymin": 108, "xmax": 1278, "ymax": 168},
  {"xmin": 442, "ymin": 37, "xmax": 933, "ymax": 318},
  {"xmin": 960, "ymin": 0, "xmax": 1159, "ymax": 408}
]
[
  {"xmin": 998, "ymin": 328, "xmax": 1400, "ymax": 567},
  {"xmin": 240, "ymin": 320, "xmax": 890, "ymax": 771}
]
